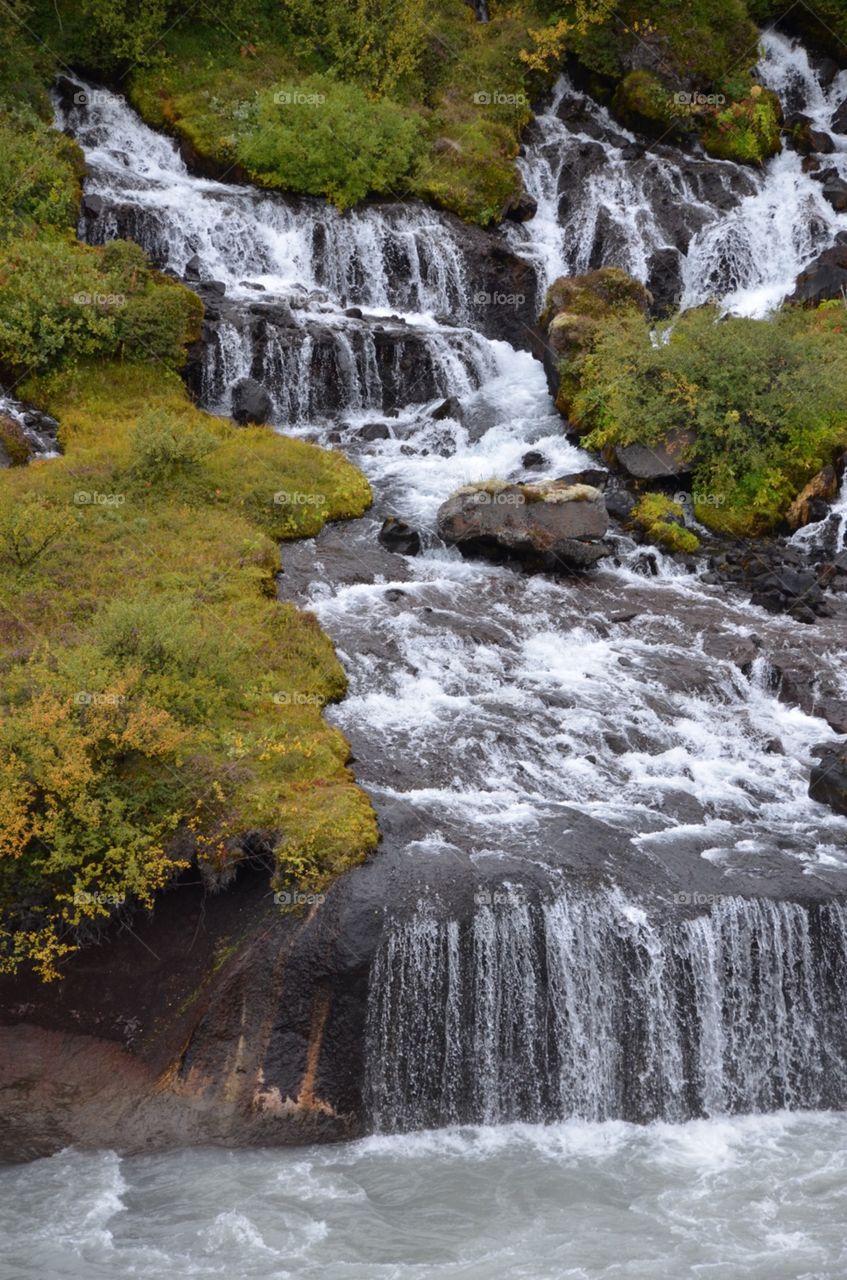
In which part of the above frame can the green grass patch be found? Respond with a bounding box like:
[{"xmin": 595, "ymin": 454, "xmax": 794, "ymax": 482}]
[{"xmin": 0, "ymin": 363, "xmax": 374, "ymax": 981}]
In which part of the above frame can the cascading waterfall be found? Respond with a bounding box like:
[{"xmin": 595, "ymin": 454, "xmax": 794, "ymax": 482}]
[
  {"xmin": 56, "ymin": 39, "xmax": 847, "ymax": 1137},
  {"xmin": 366, "ymin": 893, "xmax": 847, "ymax": 1130},
  {"xmin": 505, "ymin": 30, "xmax": 847, "ymax": 315}
]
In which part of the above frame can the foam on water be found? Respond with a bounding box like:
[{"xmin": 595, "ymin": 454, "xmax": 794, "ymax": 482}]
[{"xmin": 3, "ymin": 1117, "xmax": 847, "ymax": 1278}]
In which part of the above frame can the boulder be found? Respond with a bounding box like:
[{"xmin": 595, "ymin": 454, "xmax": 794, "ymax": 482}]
[
  {"xmin": 833, "ymin": 98, "xmax": 847, "ymax": 133},
  {"xmin": 646, "ymin": 247, "xmax": 683, "ymax": 316},
  {"xmin": 822, "ymin": 176, "xmax": 847, "ymax": 212},
  {"xmin": 789, "ymin": 244, "xmax": 847, "ymax": 305},
  {"xmin": 358, "ymin": 422, "xmax": 391, "ymax": 442},
  {"xmin": 81, "ymin": 193, "xmax": 104, "ymax": 218},
  {"xmin": 0, "ymin": 413, "xmax": 31, "ymax": 467},
  {"xmin": 786, "ymin": 464, "xmax": 839, "ymax": 530},
  {"xmin": 613, "ymin": 428, "xmax": 696, "ymax": 479},
  {"xmin": 437, "ymin": 479, "xmax": 609, "ymax": 573},
  {"xmin": 184, "ymin": 253, "xmax": 204, "ymax": 280},
  {"xmin": 431, "ymin": 396, "xmax": 463, "ymax": 422},
  {"xmin": 809, "ymin": 745, "xmax": 847, "ymax": 815},
  {"xmin": 521, "ymin": 450, "xmax": 547, "ymax": 469},
  {"xmin": 537, "ymin": 268, "xmax": 652, "ymax": 416},
  {"xmin": 502, "ymin": 189, "xmax": 538, "ymax": 222},
  {"xmin": 378, "ymin": 516, "xmax": 421, "ymax": 556},
  {"xmin": 231, "ymin": 377, "xmax": 273, "ymax": 425}
]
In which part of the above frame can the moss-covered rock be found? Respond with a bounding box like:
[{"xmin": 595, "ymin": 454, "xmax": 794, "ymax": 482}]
[
  {"xmin": 630, "ymin": 492, "xmax": 700, "ymax": 554},
  {"xmin": 0, "ymin": 414, "xmax": 31, "ymax": 466},
  {"xmin": 538, "ymin": 268, "xmax": 652, "ymax": 419},
  {"xmin": 701, "ymin": 88, "xmax": 782, "ymax": 165}
]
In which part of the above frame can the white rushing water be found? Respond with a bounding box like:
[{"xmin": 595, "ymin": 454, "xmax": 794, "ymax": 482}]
[
  {"xmin": 505, "ymin": 30, "xmax": 847, "ymax": 315},
  {"xmin": 19, "ymin": 34, "xmax": 847, "ymax": 1277}
]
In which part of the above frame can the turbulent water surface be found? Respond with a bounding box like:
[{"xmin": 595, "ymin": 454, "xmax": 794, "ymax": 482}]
[
  {"xmin": 6, "ymin": 27, "xmax": 847, "ymax": 1279},
  {"xmin": 2, "ymin": 1115, "xmax": 847, "ymax": 1278}
]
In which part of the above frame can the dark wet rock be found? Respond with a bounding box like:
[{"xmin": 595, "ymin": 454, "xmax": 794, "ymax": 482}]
[
  {"xmin": 646, "ymin": 247, "xmax": 683, "ymax": 316},
  {"xmin": 612, "ymin": 428, "xmax": 696, "ymax": 480},
  {"xmin": 708, "ymin": 544, "xmax": 833, "ymax": 623},
  {"xmin": 378, "ymin": 516, "xmax": 421, "ymax": 556},
  {"xmin": 0, "ymin": 414, "xmax": 32, "ymax": 467},
  {"xmin": 431, "ymin": 396, "xmax": 463, "ymax": 421},
  {"xmin": 557, "ymin": 467, "xmax": 608, "ymax": 489},
  {"xmin": 785, "ymin": 113, "xmax": 835, "ymax": 154},
  {"xmin": 521, "ymin": 450, "xmax": 547, "ymax": 469},
  {"xmin": 81, "ymin": 192, "xmax": 104, "ymax": 218},
  {"xmin": 344, "ymin": 307, "xmax": 363, "ymax": 319},
  {"xmin": 822, "ymin": 176, "xmax": 847, "ymax": 212},
  {"xmin": 197, "ymin": 279, "xmax": 226, "ymax": 298},
  {"xmin": 809, "ymin": 745, "xmax": 847, "ymax": 814},
  {"xmin": 184, "ymin": 253, "xmax": 204, "ymax": 280},
  {"xmin": 789, "ymin": 243, "xmax": 847, "ymax": 304},
  {"xmin": 502, "ymin": 188, "xmax": 538, "ymax": 222},
  {"xmin": 787, "ymin": 464, "xmax": 840, "ymax": 529},
  {"xmin": 604, "ymin": 487, "xmax": 637, "ymax": 522},
  {"xmin": 818, "ymin": 57, "xmax": 841, "ymax": 89},
  {"xmin": 437, "ymin": 479, "xmax": 609, "ymax": 574},
  {"xmin": 358, "ymin": 422, "xmax": 391, "ymax": 442},
  {"xmin": 231, "ymin": 377, "xmax": 272, "ymax": 425},
  {"xmin": 833, "ymin": 97, "xmax": 847, "ymax": 133}
]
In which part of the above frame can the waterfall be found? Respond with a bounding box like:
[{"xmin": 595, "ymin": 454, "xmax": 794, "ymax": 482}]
[
  {"xmin": 53, "ymin": 43, "xmax": 847, "ymax": 1142},
  {"xmin": 366, "ymin": 893, "xmax": 847, "ymax": 1130},
  {"xmin": 505, "ymin": 30, "xmax": 847, "ymax": 316}
]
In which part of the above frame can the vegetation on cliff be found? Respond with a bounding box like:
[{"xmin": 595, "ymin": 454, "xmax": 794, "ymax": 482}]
[
  {"xmin": 0, "ymin": 20, "xmax": 376, "ymax": 981},
  {"xmin": 21, "ymin": 0, "xmax": 795, "ymax": 226},
  {"xmin": 568, "ymin": 304, "xmax": 847, "ymax": 535}
]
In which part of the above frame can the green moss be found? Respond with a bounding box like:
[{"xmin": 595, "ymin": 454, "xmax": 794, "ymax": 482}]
[
  {"xmin": 0, "ymin": 415, "xmax": 31, "ymax": 466},
  {"xmin": 701, "ymin": 89, "xmax": 781, "ymax": 165},
  {"xmin": 630, "ymin": 492, "xmax": 700, "ymax": 553},
  {"xmin": 612, "ymin": 70, "xmax": 678, "ymax": 135}
]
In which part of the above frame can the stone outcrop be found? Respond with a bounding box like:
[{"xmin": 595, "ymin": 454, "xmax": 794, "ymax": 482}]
[
  {"xmin": 437, "ymin": 478, "xmax": 609, "ymax": 572},
  {"xmin": 809, "ymin": 745, "xmax": 847, "ymax": 815},
  {"xmin": 787, "ymin": 463, "xmax": 840, "ymax": 529}
]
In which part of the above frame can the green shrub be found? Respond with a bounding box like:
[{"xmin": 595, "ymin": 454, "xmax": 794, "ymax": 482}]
[
  {"xmin": 239, "ymin": 77, "xmax": 425, "ymax": 208},
  {"xmin": 0, "ymin": 237, "xmax": 202, "ymax": 376},
  {"xmin": 702, "ymin": 89, "xmax": 782, "ymax": 164},
  {"xmin": 278, "ymin": 0, "xmax": 427, "ymax": 95},
  {"xmin": 572, "ymin": 305, "xmax": 847, "ymax": 534},
  {"xmin": 129, "ymin": 408, "xmax": 217, "ymax": 483},
  {"xmin": 0, "ymin": 109, "xmax": 84, "ymax": 241}
]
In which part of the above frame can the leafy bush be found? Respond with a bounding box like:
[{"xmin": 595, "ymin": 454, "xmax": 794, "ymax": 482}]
[
  {"xmin": 701, "ymin": 89, "xmax": 782, "ymax": 165},
  {"xmin": 571, "ymin": 304, "xmax": 847, "ymax": 534},
  {"xmin": 129, "ymin": 408, "xmax": 217, "ymax": 483},
  {"xmin": 240, "ymin": 78, "xmax": 425, "ymax": 209},
  {"xmin": 0, "ymin": 237, "xmax": 202, "ymax": 376},
  {"xmin": 0, "ymin": 108, "xmax": 84, "ymax": 241},
  {"xmin": 278, "ymin": 0, "xmax": 427, "ymax": 94}
]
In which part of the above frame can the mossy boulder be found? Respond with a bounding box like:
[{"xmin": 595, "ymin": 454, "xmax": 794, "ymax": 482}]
[
  {"xmin": 701, "ymin": 89, "xmax": 782, "ymax": 165},
  {"xmin": 612, "ymin": 70, "xmax": 683, "ymax": 141},
  {"xmin": 538, "ymin": 268, "xmax": 652, "ymax": 419},
  {"xmin": 0, "ymin": 414, "xmax": 31, "ymax": 467},
  {"xmin": 630, "ymin": 492, "xmax": 700, "ymax": 554}
]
